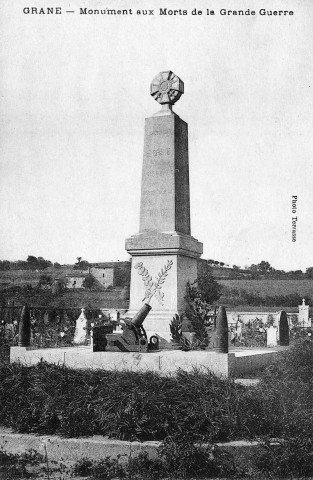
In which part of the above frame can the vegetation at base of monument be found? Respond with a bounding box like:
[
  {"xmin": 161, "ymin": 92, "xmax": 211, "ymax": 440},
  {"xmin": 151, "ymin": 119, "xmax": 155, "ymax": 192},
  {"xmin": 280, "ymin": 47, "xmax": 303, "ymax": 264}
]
[
  {"xmin": 169, "ymin": 270, "xmax": 222, "ymax": 350},
  {"xmin": 169, "ymin": 313, "xmax": 209, "ymax": 351},
  {"xmin": 1, "ymin": 339, "xmax": 313, "ymax": 448}
]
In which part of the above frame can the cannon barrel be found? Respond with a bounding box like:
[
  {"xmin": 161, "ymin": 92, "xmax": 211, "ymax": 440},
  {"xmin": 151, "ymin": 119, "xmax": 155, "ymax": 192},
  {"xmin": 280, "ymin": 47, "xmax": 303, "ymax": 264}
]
[{"xmin": 131, "ymin": 303, "xmax": 152, "ymax": 327}]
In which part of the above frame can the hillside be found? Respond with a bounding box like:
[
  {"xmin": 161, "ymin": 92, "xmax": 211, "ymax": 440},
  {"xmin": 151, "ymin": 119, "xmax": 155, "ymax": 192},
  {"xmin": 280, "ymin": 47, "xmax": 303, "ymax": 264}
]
[
  {"xmin": 220, "ymin": 279, "xmax": 313, "ymax": 298},
  {"xmin": 1, "ymin": 264, "xmax": 312, "ymax": 311},
  {"xmin": 0, "ymin": 267, "xmax": 85, "ymax": 288},
  {"xmin": 0, "ymin": 287, "xmax": 129, "ymax": 311}
]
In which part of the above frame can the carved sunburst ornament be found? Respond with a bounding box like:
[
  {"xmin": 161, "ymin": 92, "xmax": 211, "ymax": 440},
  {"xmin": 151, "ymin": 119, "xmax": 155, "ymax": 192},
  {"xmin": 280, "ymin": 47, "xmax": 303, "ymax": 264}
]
[{"xmin": 150, "ymin": 71, "xmax": 184, "ymax": 105}]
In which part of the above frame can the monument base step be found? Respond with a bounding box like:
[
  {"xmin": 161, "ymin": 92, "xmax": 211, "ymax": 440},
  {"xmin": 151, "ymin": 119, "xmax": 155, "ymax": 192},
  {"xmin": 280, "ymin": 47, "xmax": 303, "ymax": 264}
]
[{"xmin": 10, "ymin": 346, "xmax": 286, "ymax": 378}]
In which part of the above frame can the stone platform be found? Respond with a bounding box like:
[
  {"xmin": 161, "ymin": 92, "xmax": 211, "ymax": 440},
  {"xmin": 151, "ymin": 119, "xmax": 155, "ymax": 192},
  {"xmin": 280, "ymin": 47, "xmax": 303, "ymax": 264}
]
[{"xmin": 10, "ymin": 345, "xmax": 287, "ymax": 377}]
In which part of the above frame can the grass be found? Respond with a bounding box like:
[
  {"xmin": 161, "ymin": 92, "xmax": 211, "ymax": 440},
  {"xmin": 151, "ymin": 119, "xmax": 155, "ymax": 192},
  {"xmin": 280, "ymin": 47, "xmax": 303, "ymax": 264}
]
[
  {"xmin": 0, "ymin": 448, "xmax": 45, "ymax": 479},
  {"xmin": 1, "ymin": 340, "xmax": 313, "ymax": 445},
  {"xmin": 0, "ymin": 447, "xmax": 237, "ymax": 479},
  {"xmin": 220, "ymin": 278, "xmax": 313, "ymax": 297},
  {"xmin": 0, "ymin": 363, "xmax": 248, "ymax": 441},
  {"xmin": 1, "ymin": 340, "xmax": 313, "ymax": 478},
  {"xmin": 0, "ymin": 286, "xmax": 129, "ymax": 310},
  {"xmin": 219, "ymin": 279, "xmax": 313, "ymax": 308}
]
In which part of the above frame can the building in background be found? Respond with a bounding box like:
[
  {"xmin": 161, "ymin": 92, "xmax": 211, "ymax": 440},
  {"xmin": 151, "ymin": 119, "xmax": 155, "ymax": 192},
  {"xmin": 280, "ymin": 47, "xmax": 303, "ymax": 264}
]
[{"xmin": 90, "ymin": 261, "xmax": 131, "ymax": 289}]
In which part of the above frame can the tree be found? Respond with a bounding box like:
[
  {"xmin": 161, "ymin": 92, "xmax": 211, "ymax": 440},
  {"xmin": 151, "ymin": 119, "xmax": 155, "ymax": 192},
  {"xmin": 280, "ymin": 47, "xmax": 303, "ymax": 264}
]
[
  {"xmin": 26, "ymin": 255, "xmax": 52, "ymax": 270},
  {"xmin": 39, "ymin": 274, "xmax": 52, "ymax": 285},
  {"xmin": 38, "ymin": 274, "xmax": 52, "ymax": 288},
  {"xmin": 82, "ymin": 274, "xmax": 96, "ymax": 290},
  {"xmin": 193, "ymin": 270, "xmax": 223, "ymax": 304},
  {"xmin": 0, "ymin": 260, "xmax": 10, "ymax": 271},
  {"xmin": 27, "ymin": 256, "xmax": 38, "ymax": 268},
  {"xmin": 258, "ymin": 261, "xmax": 272, "ymax": 273},
  {"xmin": 306, "ymin": 267, "xmax": 313, "ymax": 279},
  {"xmin": 74, "ymin": 257, "xmax": 89, "ymax": 270},
  {"xmin": 74, "ymin": 261, "xmax": 89, "ymax": 270}
]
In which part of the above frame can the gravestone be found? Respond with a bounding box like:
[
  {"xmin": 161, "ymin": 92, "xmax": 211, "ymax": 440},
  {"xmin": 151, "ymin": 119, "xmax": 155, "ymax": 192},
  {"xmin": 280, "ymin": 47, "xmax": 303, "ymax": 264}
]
[
  {"xmin": 126, "ymin": 71, "xmax": 203, "ymax": 341},
  {"xmin": 266, "ymin": 325, "xmax": 277, "ymax": 347},
  {"xmin": 279, "ymin": 311, "xmax": 289, "ymax": 346},
  {"xmin": 298, "ymin": 298, "xmax": 310, "ymax": 327},
  {"xmin": 73, "ymin": 308, "xmax": 88, "ymax": 345}
]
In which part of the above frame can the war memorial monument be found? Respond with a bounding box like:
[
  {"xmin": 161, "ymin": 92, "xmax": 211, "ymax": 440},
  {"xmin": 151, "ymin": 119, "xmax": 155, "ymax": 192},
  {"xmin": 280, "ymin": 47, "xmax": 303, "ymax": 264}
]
[{"xmin": 126, "ymin": 71, "xmax": 203, "ymax": 342}]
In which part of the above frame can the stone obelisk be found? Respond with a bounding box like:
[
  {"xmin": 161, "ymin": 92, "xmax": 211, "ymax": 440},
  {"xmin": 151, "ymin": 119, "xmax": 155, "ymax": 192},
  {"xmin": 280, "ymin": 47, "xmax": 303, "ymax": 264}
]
[{"xmin": 126, "ymin": 71, "xmax": 203, "ymax": 342}]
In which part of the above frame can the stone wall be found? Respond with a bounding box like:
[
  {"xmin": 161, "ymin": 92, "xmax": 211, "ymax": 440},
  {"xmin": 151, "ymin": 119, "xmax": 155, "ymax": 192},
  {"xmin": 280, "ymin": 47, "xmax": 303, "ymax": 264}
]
[{"xmin": 226, "ymin": 311, "xmax": 297, "ymax": 326}]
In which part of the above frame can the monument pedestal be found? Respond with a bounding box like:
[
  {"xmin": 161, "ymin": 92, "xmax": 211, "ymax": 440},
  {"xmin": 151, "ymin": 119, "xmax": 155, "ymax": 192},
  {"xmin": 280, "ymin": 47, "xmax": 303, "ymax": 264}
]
[
  {"xmin": 125, "ymin": 71, "xmax": 203, "ymax": 342},
  {"xmin": 126, "ymin": 234, "xmax": 202, "ymax": 341}
]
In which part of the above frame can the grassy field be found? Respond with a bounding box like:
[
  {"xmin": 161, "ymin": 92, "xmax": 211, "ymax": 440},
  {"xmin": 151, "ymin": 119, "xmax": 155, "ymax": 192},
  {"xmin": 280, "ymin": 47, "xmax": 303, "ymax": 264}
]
[
  {"xmin": 0, "ymin": 288, "xmax": 129, "ymax": 310},
  {"xmin": 0, "ymin": 267, "xmax": 80, "ymax": 287},
  {"xmin": 1, "ymin": 271, "xmax": 312, "ymax": 310},
  {"xmin": 220, "ymin": 279, "xmax": 313, "ymax": 298}
]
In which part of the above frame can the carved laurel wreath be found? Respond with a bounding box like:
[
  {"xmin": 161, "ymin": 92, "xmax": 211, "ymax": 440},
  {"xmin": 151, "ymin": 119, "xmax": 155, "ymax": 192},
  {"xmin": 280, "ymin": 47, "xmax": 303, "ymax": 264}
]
[{"xmin": 134, "ymin": 260, "xmax": 173, "ymax": 305}]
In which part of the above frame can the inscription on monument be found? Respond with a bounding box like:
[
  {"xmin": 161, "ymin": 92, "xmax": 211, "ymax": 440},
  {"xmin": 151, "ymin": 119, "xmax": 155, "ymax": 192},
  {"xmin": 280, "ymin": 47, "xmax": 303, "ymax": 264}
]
[
  {"xmin": 147, "ymin": 128, "xmax": 172, "ymax": 136},
  {"xmin": 144, "ymin": 148, "xmax": 171, "ymax": 158},
  {"xmin": 146, "ymin": 208, "xmax": 169, "ymax": 217},
  {"xmin": 143, "ymin": 189, "xmax": 172, "ymax": 195}
]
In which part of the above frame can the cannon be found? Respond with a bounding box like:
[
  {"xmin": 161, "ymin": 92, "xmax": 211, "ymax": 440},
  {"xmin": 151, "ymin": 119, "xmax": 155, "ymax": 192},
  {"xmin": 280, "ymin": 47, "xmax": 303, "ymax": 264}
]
[{"xmin": 93, "ymin": 303, "xmax": 154, "ymax": 353}]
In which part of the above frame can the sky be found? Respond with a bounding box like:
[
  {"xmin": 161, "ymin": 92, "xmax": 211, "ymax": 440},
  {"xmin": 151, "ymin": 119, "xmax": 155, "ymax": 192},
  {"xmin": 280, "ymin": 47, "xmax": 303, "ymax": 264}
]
[{"xmin": 0, "ymin": 0, "xmax": 312, "ymax": 271}]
